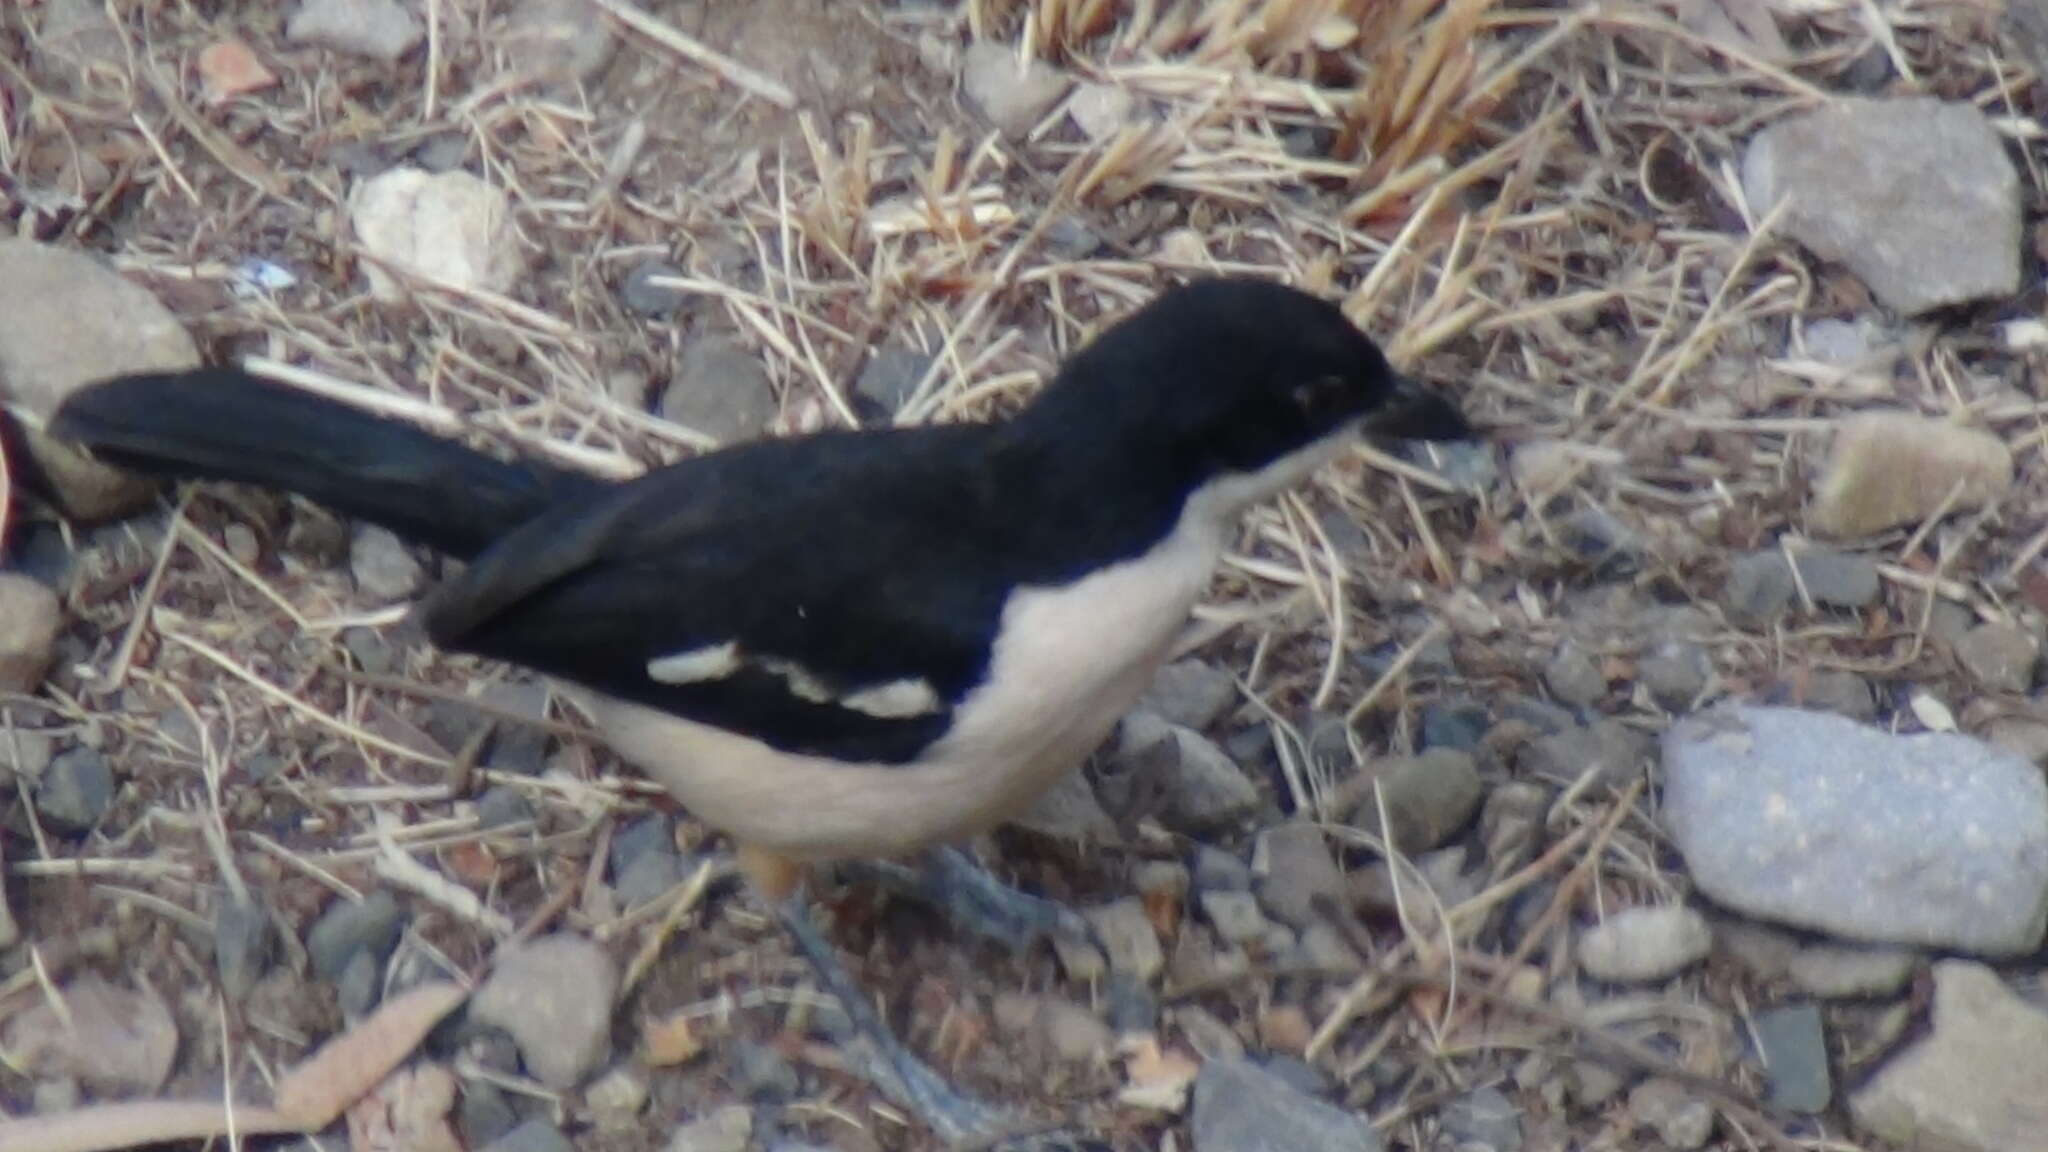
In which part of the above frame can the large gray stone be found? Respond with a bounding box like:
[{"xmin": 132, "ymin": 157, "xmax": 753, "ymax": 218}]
[
  {"xmin": 1852, "ymin": 961, "xmax": 2048, "ymax": 1152},
  {"xmin": 1192, "ymin": 1058, "xmax": 1381, "ymax": 1152},
  {"xmin": 1663, "ymin": 705, "xmax": 2048, "ymax": 955},
  {"xmin": 1742, "ymin": 97, "xmax": 2019, "ymax": 315},
  {"xmin": 0, "ymin": 240, "xmax": 198, "ymax": 518}
]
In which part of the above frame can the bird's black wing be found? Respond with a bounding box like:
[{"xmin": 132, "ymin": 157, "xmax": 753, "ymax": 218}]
[{"xmin": 420, "ymin": 426, "xmax": 1030, "ymax": 765}]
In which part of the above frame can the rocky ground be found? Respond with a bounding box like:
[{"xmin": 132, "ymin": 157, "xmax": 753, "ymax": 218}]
[{"xmin": 6, "ymin": 0, "xmax": 2048, "ymax": 1151}]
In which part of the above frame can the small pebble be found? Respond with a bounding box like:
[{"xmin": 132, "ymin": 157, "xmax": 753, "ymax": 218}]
[
  {"xmin": 286, "ymin": 0, "xmax": 423, "ymax": 61},
  {"xmin": 1199, "ymin": 889, "xmax": 1269, "ymax": 946},
  {"xmin": 1141, "ymin": 659, "xmax": 1238, "ymax": 730},
  {"xmin": 961, "ymin": 40, "xmax": 1070, "ymax": 138},
  {"xmin": 1192, "ymin": 844, "xmax": 1252, "ymax": 892},
  {"xmin": 621, "ymin": 260, "xmax": 686, "ymax": 316},
  {"xmin": 663, "ymin": 1106, "xmax": 751, "ymax": 1152},
  {"xmin": 35, "ymin": 746, "xmax": 112, "ymax": 835},
  {"xmin": 1787, "ymin": 944, "xmax": 1917, "ymax": 998},
  {"xmin": 1543, "ymin": 643, "xmax": 1606, "ymax": 708},
  {"xmin": 731, "ymin": 1038, "xmax": 800, "ymax": 1101},
  {"xmin": 1638, "ymin": 639, "xmax": 1712, "ymax": 710},
  {"xmin": 1518, "ymin": 720, "xmax": 1651, "ymax": 787},
  {"xmin": 1628, "ymin": 1078, "xmax": 1714, "ymax": 1149},
  {"xmin": 1578, "ymin": 905, "xmax": 1711, "ymax": 983},
  {"xmin": 1954, "ymin": 623, "xmax": 2037, "ymax": 693},
  {"xmin": 307, "ymin": 889, "xmax": 404, "ymax": 981},
  {"xmin": 471, "ymin": 934, "xmax": 617, "ymax": 1090},
  {"xmin": 1756, "ymin": 1003, "xmax": 1832, "ymax": 1113},
  {"xmin": 214, "ymin": 894, "xmax": 271, "ymax": 1002},
  {"xmin": 1342, "ymin": 748, "xmax": 1482, "ymax": 852},
  {"xmin": 1252, "ymin": 821, "xmax": 1346, "ymax": 930},
  {"xmin": 661, "ymin": 337, "xmax": 777, "ymax": 444},
  {"xmin": 1441, "ymin": 1085, "xmax": 1522, "ymax": 1152},
  {"xmin": 1810, "ymin": 412, "xmax": 2012, "ymax": 537},
  {"xmin": 1084, "ymin": 897, "xmax": 1164, "ymax": 981},
  {"xmin": 584, "ymin": 1065, "xmax": 649, "ymax": 1128},
  {"xmin": 0, "ymin": 574, "xmax": 61, "ymax": 693},
  {"xmin": 350, "ymin": 525, "xmax": 424, "ymax": 601}
]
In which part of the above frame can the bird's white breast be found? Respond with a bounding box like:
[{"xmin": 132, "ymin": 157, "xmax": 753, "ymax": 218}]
[{"xmin": 580, "ymin": 508, "xmax": 1227, "ymax": 861}]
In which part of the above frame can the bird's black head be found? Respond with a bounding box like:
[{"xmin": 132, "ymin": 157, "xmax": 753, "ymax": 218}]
[{"xmin": 1024, "ymin": 277, "xmax": 1470, "ymax": 499}]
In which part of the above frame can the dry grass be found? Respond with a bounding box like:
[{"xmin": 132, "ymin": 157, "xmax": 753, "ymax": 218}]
[{"xmin": 3, "ymin": 0, "xmax": 2046, "ymax": 1148}]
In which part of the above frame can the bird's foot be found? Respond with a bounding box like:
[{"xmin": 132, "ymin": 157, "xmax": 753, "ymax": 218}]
[
  {"xmin": 855, "ymin": 846, "xmax": 1100, "ymax": 956},
  {"xmin": 775, "ymin": 892, "xmax": 1015, "ymax": 1146}
]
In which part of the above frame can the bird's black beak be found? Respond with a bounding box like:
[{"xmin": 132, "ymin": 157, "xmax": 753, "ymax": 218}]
[{"xmin": 1362, "ymin": 374, "xmax": 1472, "ymax": 442}]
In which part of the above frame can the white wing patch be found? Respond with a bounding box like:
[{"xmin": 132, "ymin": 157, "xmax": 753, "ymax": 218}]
[
  {"xmin": 648, "ymin": 643, "xmax": 941, "ymax": 718},
  {"xmin": 839, "ymin": 677, "xmax": 944, "ymax": 719},
  {"xmin": 647, "ymin": 641, "xmax": 741, "ymax": 685}
]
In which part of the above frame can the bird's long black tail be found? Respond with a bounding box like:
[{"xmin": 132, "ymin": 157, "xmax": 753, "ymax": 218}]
[{"xmin": 48, "ymin": 367, "xmax": 608, "ymax": 560}]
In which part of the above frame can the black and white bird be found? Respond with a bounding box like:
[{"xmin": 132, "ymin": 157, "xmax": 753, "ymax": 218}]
[{"xmin": 50, "ymin": 276, "xmax": 1470, "ymax": 1142}]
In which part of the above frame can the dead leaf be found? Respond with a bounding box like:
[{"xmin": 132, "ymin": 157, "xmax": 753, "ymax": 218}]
[
  {"xmin": 344, "ymin": 1064, "xmax": 461, "ymax": 1152},
  {"xmin": 272, "ymin": 981, "xmax": 469, "ymax": 1130},
  {"xmin": 4, "ymin": 973, "xmax": 178, "ymax": 1094},
  {"xmin": 641, "ymin": 1010, "xmax": 703, "ymax": 1066},
  {"xmin": 1117, "ymin": 1035, "xmax": 1200, "ymax": 1113},
  {"xmin": 197, "ymin": 39, "xmax": 277, "ymax": 100}
]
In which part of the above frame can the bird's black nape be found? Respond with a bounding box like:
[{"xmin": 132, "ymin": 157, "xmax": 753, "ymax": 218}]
[{"xmin": 1364, "ymin": 373, "xmax": 1475, "ymax": 442}]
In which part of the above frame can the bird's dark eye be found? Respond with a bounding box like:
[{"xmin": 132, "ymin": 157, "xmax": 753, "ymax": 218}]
[{"xmin": 1290, "ymin": 374, "xmax": 1353, "ymax": 419}]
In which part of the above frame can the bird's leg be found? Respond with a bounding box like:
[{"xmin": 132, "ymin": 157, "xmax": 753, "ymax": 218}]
[
  {"xmin": 854, "ymin": 846, "xmax": 1101, "ymax": 956},
  {"xmin": 773, "ymin": 891, "xmax": 1011, "ymax": 1145}
]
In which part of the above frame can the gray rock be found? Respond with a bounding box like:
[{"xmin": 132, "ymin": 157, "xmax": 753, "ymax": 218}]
[
  {"xmin": 1118, "ymin": 712, "xmax": 1259, "ymax": 832},
  {"xmin": 621, "ymin": 260, "xmax": 686, "ymax": 316},
  {"xmin": 1199, "ymin": 890, "xmax": 1269, "ymax": 946},
  {"xmin": 853, "ymin": 342, "xmax": 931, "ymax": 415},
  {"xmin": 1294, "ymin": 920, "xmax": 1364, "ymax": 974},
  {"xmin": 1799, "ymin": 316, "xmax": 1894, "ymax": 366},
  {"xmin": 0, "ymin": 575, "xmax": 60, "ymax": 692},
  {"xmin": 286, "ymin": 0, "xmax": 424, "ymax": 62},
  {"xmin": 1420, "ymin": 698, "xmax": 1489, "ymax": 751},
  {"xmin": 1628, "ymin": 1078, "xmax": 1714, "ymax": 1149},
  {"xmin": 1798, "ymin": 668, "xmax": 1878, "ymax": 719},
  {"xmin": 482, "ymin": 1119, "xmax": 574, "ymax": 1152},
  {"xmin": 1986, "ymin": 717, "xmax": 2048, "ymax": 766},
  {"xmin": 1577, "ymin": 905, "xmax": 1711, "ymax": 983},
  {"xmin": 0, "ymin": 240, "xmax": 198, "ymax": 519},
  {"xmin": 476, "ymin": 786, "xmax": 533, "ymax": 829},
  {"xmin": 1142, "ymin": 659, "xmax": 1239, "ymax": 730},
  {"xmin": 1106, "ymin": 970, "xmax": 1158, "ymax": 1034},
  {"xmin": 615, "ymin": 849, "xmax": 683, "ymax": 909},
  {"xmin": 1193, "ymin": 844, "xmax": 1252, "ymax": 892},
  {"xmin": 1725, "ymin": 547, "xmax": 1880, "ymax": 621},
  {"xmin": 350, "ymin": 525, "xmax": 424, "ymax": 601},
  {"xmin": 1787, "ymin": 943, "xmax": 1917, "ymax": 998},
  {"xmin": 1851, "ymin": 961, "xmax": 2048, "ymax": 1152},
  {"xmin": 36, "ymin": 747, "xmax": 112, "ymax": 835},
  {"xmin": 1441, "ymin": 1085, "xmax": 1521, "ymax": 1151},
  {"xmin": 1518, "ymin": 720, "xmax": 1651, "ymax": 787},
  {"xmin": 961, "ymin": 41, "xmax": 1071, "ymax": 138},
  {"xmin": 1954, "ymin": 624, "xmax": 2036, "ymax": 693},
  {"xmin": 214, "ymin": 895, "xmax": 271, "ymax": 1002},
  {"xmin": 1481, "ymin": 781, "xmax": 1549, "ymax": 872},
  {"xmin": 1343, "ymin": 748, "xmax": 1482, "ymax": 853},
  {"xmin": 661, "ymin": 337, "xmax": 776, "ymax": 443},
  {"xmin": 1663, "ymin": 705, "xmax": 2048, "ymax": 954},
  {"xmin": 1009, "ymin": 764, "xmax": 1120, "ymax": 842},
  {"xmin": 1174, "ymin": 1004, "xmax": 1246, "ymax": 1061},
  {"xmin": 472, "ymin": 934, "xmax": 616, "ymax": 1090},
  {"xmin": 1043, "ymin": 214, "xmax": 1104, "ymax": 260},
  {"xmin": 336, "ymin": 948, "xmax": 381, "ymax": 1018},
  {"xmin": 1192, "ymin": 1058, "xmax": 1381, "ymax": 1152},
  {"xmin": 459, "ymin": 1081, "xmax": 520, "ymax": 1149},
  {"xmin": 308, "ymin": 890, "xmax": 404, "ymax": 981},
  {"xmin": 664, "ymin": 1106, "xmax": 752, "ymax": 1152},
  {"xmin": 1756, "ymin": 1004, "xmax": 1831, "ymax": 1113},
  {"xmin": 501, "ymin": 0, "xmax": 617, "ymax": 85},
  {"xmin": 1083, "ymin": 897, "xmax": 1163, "ymax": 981},
  {"xmin": 1543, "ymin": 643, "xmax": 1606, "ymax": 708},
  {"xmin": 1637, "ymin": 640, "xmax": 1711, "ymax": 711},
  {"xmin": 1712, "ymin": 916, "xmax": 1800, "ymax": 981},
  {"xmin": 1039, "ymin": 997, "xmax": 1113, "ymax": 1063},
  {"xmin": 1741, "ymin": 97, "xmax": 2019, "ymax": 315},
  {"xmin": 732, "ymin": 1038, "xmax": 800, "ymax": 1100},
  {"xmin": 1566, "ymin": 1060, "xmax": 1627, "ymax": 1108},
  {"xmin": 1252, "ymin": 821, "xmax": 1346, "ymax": 930}
]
